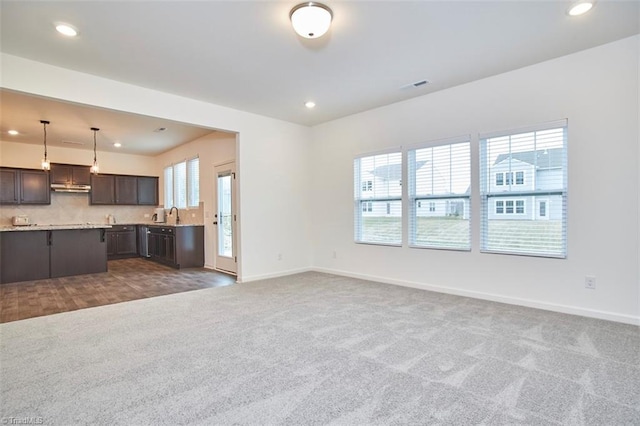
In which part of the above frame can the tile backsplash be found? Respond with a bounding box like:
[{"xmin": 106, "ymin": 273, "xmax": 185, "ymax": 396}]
[{"xmin": 0, "ymin": 192, "xmax": 204, "ymax": 226}]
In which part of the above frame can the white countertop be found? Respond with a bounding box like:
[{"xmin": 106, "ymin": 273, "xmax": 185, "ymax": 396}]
[{"xmin": 0, "ymin": 224, "xmax": 113, "ymax": 232}]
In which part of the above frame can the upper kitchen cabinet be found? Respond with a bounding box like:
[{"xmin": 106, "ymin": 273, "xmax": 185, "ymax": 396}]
[
  {"xmin": 115, "ymin": 176, "xmax": 138, "ymax": 205},
  {"xmin": 0, "ymin": 168, "xmax": 50, "ymax": 205},
  {"xmin": 90, "ymin": 174, "xmax": 115, "ymax": 204},
  {"xmin": 137, "ymin": 176, "xmax": 158, "ymax": 205},
  {"xmin": 91, "ymin": 174, "xmax": 158, "ymax": 206},
  {"xmin": 0, "ymin": 169, "xmax": 20, "ymax": 204},
  {"xmin": 50, "ymin": 164, "xmax": 91, "ymax": 186}
]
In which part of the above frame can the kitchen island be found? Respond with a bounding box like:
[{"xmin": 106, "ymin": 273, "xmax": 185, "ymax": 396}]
[{"xmin": 0, "ymin": 224, "xmax": 110, "ymax": 284}]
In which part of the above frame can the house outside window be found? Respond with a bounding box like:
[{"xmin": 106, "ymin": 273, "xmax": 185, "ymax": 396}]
[
  {"xmin": 496, "ymin": 173, "xmax": 504, "ymax": 186},
  {"xmin": 361, "ymin": 180, "xmax": 373, "ymax": 192},
  {"xmin": 429, "ymin": 202, "xmax": 436, "ymax": 212},
  {"xmin": 480, "ymin": 120, "xmax": 567, "ymax": 258}
]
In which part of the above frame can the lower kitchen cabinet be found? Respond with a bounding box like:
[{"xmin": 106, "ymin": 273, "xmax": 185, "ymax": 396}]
[
  {"xmin": 0, "ymin": 228, "xmax": 108, "ymax": 284},
  {"xmin": 106, "ymin": 225, "xmax": 138, "ymax": 259},
  {"xmin": 0, "ymin": 231, "xmax": 50, "ymax": 284},
  {"xmin": 147, "ymin": 225, "xmax": 203, "ymax": 269},
  {"xmin": 50, "ymin": 229, "xmax": 108, "ymax": 278}
]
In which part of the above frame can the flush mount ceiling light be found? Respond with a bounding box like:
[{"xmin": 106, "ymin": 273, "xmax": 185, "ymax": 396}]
[
  {"xmin": 8, "ymin": 130, "xmax": 19, "ymax": 136},
  {"xmin": 568, "ymin": 1, "xmax": 594, "ymax": 16},
  {"xmin": 290, "ymin": 2, "xmax": 333, "ymax": 39},
  {"xmin": 304, "ymin": 101, "xmax": 316, "ymax": 109},
  {"xmin": 90, "ymin": 127, "xmax": 100, "ymax": 174},
  {"xmin": 55, "ymin": 23, "xmax": 78, "ymax": 37},
  {"xmin": 40, "ymin": 120, "xmax": 51, "ymax": 171},
  {"xmin": 113, "ymin": 142, "xmax": 122, "ymax": 148}
]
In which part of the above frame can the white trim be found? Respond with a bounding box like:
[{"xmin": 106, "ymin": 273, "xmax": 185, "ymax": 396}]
[
  {"xmin": 311, "ymin": 267, "xmax": 640, "ymax": 326},
  {"xmin": 479, "ymin": 118, "xmax": 568, "ymax": 140},
  {"xmin": 238, "ymin": 267, "xmax": 313, "ymax": 283}
]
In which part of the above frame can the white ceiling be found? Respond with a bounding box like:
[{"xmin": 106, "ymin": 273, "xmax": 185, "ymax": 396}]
[
  {"xmin": 0, "ymin": 89, "xmax": 218, "ymax": 156},
  {"xmin": 0, "ymin": 1, "xmax": 638, "ymax": 150}
]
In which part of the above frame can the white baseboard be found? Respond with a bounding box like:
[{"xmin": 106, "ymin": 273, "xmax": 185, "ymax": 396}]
[
  {"xmin": 239, "ymin": 267, "xmax": 313, "ymax": 283},
  {"xmin": 312, "ymin": 267, "xmax": 640, "ymax": 326}
]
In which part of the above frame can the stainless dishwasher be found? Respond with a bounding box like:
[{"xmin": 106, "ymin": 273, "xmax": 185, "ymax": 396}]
[{"xmin": 138, "ymin": 225, "xmax": 150, "ymax": 257}]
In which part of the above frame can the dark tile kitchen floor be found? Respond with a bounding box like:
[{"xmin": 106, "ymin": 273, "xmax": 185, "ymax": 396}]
[{"xmin": 0, "ymin": 258, "xmax": 236, "ymax": 323}]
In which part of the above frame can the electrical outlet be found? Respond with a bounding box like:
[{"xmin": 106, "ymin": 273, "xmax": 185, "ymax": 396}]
[
  {"xmin": 332, "ymin": 250, "xmax": 337, "ymax": 259},
  {"xmin": 585, "ymin": 275, "xmax": 596, "ymax": 289},
  {"xmin": 191, "ymin": 213, "xmax": 196, "ymax": 218},
  {"xmin": 278, "ymin": 253, "xmax": 282, "ymax": 261},
  {"xmin": 144, "ymin": 213, "xmax": 150, "ymax": 218}
]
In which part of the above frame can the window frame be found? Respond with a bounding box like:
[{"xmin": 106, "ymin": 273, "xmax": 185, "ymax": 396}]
[
  {"xmin": 480, "ymin": 119, "xmax": 567, "ymax": 258},
  {"xmin": 353, "ymin": 148, "xmax": 403, "ymax": 246},
  {"xmin": 164, "ymin": 156, "xmax": 200, "ymax": 209},
  {"xmin": 408, "ymin": 135, "xmax": 471, "ymax": 251}
]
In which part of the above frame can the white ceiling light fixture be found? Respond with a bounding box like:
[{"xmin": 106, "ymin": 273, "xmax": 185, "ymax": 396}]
[
  {"xmin": 304, "ymin": 101, "xmax": 316, "ymax": 109},
  {"xmin": 290, "ymin": 2, "xmax": 333, "ymax": 39},
  {"xmin": 8, "ymin": 130, "xmax": 19, "ymax": 135},
  {"xmin": 113, "ymin": 142, "xmax": 122, "ymax": 148},
  {"xmin": 55, "ymin": 23, "xmax": 78, "ymax": 37},
  {"xmin": 568, "ymin": 1, "xmax": 594, "ymax": 16}
]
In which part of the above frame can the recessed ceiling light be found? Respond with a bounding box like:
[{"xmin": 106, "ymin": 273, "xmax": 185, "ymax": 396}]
[
  {"xmin": 113, "ymin": 142, "xmax": 122, "ymax": 148},
  {"xmin": 568, "ymin": 1, "xmax": 594, "ymax": 16},
  {"xmin": 55, "ymin": 23, "xmax": 78, "ymax": 37},
  {"xmin": 305, "ymin": 101, "xmax": 316, "ymax": 109},
  {"xmin": 7, "ymin": 130, "xmax": 19, "ymax": 136}
]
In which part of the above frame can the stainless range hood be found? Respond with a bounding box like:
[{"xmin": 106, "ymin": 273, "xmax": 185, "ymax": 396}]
[{"xmin": 50, "ymin": 183, "xmax": 91, "ymax": 193}]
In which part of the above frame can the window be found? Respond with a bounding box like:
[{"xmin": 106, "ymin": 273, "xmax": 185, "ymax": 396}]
[
  {"xmin": 480, "ymin": 120, "xmax": 567, "ymax": 257},
  {"xmin": 408, "ymin": 137, "xmax": 470, "ymax": 250},
  {"xmin": 164, "ymin": 156, "xmax": 200, "ymax": 209},
  {"xmin": 354, "ymin": 150, "xmax": 402, "ymax": 245},
  {"xmin": 362, "ymin": 201, "xmax": 372, "ymax": 212},
  {"xmin": 496, "ymin": 173, "xmax": 504, "ymax": 186}
]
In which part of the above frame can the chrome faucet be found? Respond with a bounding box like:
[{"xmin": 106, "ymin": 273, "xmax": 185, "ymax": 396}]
[{"xmin": 169, "ymin": 206, "xmax": 180, "ymax": 224}]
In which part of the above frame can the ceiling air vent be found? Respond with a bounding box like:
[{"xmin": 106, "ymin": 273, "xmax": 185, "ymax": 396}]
[
  {"xmin": 61, "ymin": 140, "xmax": 84, "ymax": 146},
  {"xmin": 400, "ymin": 79, "xmax": 430, "ymax": 90}
]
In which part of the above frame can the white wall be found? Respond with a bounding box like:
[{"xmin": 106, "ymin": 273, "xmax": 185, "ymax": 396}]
[
  {"xmin": 0, "ymin": 139, "xmax": 156, "ymax": 175},
  {"xmin": 154, "ymin": 132, "xmax": 236, "ymax": 269},
  {"xmin": 0, "ymin": 53, "xmax": 313, "ymax": 282},
  {"xmin": 311, "ymin": 36, "xmax": 640, "ymax": 324}
]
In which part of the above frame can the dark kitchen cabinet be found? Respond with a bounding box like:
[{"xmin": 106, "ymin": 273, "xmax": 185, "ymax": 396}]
[
  {"xmin": 0, "ymin": 231, "xmax": 50, "ymax": 284},
  {"xmin": 50, "ymin": 164, "xmax": 91, "ymax": 186},
  {"xmin": 91, "ymin": 174, "xmax": 158, "ymax": 206},
  {"xmin": 0, "ymin": 169, "xmax": 20, "ymax": 204},
  {"xmin": 0, "ymin": 168, "xmax": 50, "ymax": 205},
  {"xmin": 137, "ymin": 176, "xmax": 158, "ymax": 205},
  {"xmin": 20, "ymin": 170, "xmax": 51, "ymax": 204},
  {"xmin": 90, "ymin": 175, "xmax": 115, "ymax": 204},
  {"xmin": 147, "ymin": 225, "xmax": 203, "ymax": 269},
  {"xmin": 115, "ymin": 176, "xmax": 138, "ymax": 205},
  {"xmin": 50, "ymin": 229, "xmax": 108, "ymax": 278},
  {"xmin": 106, "ymin": 225, "xmax": 138, "ymax": 259}
]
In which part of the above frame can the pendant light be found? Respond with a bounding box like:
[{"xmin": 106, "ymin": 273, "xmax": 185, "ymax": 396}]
[
  {"xmin": 40, "ymin": 120, "xmax": 51, "ymax": 171},
  {"xmin": 90, "ymin": 127, "xmax": 100, "ymax": 174}
]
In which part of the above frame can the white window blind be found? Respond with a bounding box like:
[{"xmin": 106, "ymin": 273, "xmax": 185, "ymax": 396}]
[
  {"xmin": 408, "ymin": 137, "xmax": 471, "ymax": 250},
  {"xmin": 187, "ymin": 157, "xmax": 200, "ymax": 207},
  {"xmin": 354, "ymin": 150, "xmax": 402, "ymax": 245},
  {"xmin": 174, "ymin": 161, "xmax": 187, "ymax": 209},
  {"xmin": 163, "ymin": 166, "xmax": 173, "ymax": 209},
  {"xmin": 480, "ymin": 120, "xmax": 567, "ymax": 258}
]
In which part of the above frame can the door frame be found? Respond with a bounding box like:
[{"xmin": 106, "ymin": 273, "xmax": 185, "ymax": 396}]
[{"xmin": 214, "ymin": 161, "xmax": 238, "ymax": 275}]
